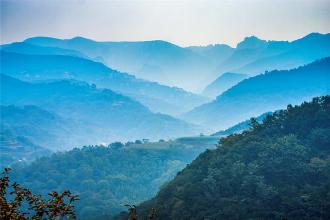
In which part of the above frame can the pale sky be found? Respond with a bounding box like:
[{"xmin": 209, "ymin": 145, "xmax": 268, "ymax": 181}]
[{"xmin": 1, "ymin": 0, "xmax": 330, "ymax": 47}]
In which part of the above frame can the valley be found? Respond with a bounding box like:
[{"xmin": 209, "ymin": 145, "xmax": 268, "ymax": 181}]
[{"xmin": 1, "ymin": 31, "xmax": 329, "ymax": 220}]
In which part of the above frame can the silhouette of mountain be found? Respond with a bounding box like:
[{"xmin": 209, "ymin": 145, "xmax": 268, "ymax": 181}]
[
  {"xmin": 0, "ymin": 104, "xmax": 94, "ymax": 156},
  {"xmin": 0, "ymin": 127, "xmax": 50, "ymax": 167},
  {"xmin": 0, "ymin": 42, "xmax": 86, "ymax": 57},
  {"xmin": 186, "ymin": 44, "xmax": 234, "ymax": 66},
  {"xmin": 216, "ymin": 33, "xmax": 330, "ymax": 76},
  {"xmin": 1, "ymin": 74, "xmax": 199, "ymax": 146},
  {"xmin": 23, "ymin": 37, "xmax": 213, "ymax": 91},
  {"xmin": 202, "ymin": 72, "xmax": 248, "ymax": 98},
  {"xmin": 22, "ymin": 33, "xmax": 330, "ymax": 92},
  {"xmin": 1, "ymin": 105, "xmax": 70, "ymax": 150},
  {"xmin": 183, "ymin": 57, "xmax": 330, "ymax": 131},
  {"xmin": 0, "ymin": 51, "xmax": 208, "ymax": 115}
]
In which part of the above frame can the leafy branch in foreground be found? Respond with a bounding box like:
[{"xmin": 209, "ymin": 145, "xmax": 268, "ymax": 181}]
[
  {"xmin": 0, "ymin": 168, "xmax": 78, "ymax": 220},
  {"xmin": 126, "ymin": 204, "xmax": 156, "ymax": 220}
]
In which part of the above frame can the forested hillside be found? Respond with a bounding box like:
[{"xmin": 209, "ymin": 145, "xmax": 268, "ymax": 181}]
[
  {"xmin": 1, "ymin": 2, "xmax": 330, "ymax": 220},
  {"xmin": 0, "ymin": 105, "xmax": 76, "ymax": 152},
  {"xmin": 9, "ymin": 136, "xmax": 218, "ymax": 218},
  {"xmin": 125, "ymin": 96, "xmax": 330, "ymax": 220},
  {"xmin": 212, "ymin": 112, "xmax": 271, "ymax": 136},
  {"xmin": 0, "ymin": 129, "xmax": 50, "ymax": 166}
]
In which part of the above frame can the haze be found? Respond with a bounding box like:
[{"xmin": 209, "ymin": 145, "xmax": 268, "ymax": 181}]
[{"xmin": 1, "ymin": 0, "xmax": 330, "ymax": 47}]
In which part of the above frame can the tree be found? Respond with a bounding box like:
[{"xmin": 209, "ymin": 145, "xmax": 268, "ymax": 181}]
[
  {"xmin": 134, "ymin": 140, "xmax": 142, "ymax": 144},
  {"xmin": 110, "ymin": 142, "xmax": 125, "ymax": 149},
  {"xmin": 0, "ymin": 168, "xmax": 78, "ymax": 220},
  {"xmin": 126, "ymin": 205, "xmax": 138, "ymax": 220},
  {"xmin": 125, "ymin": 204, "xmax": 156, "ymax": 220}
]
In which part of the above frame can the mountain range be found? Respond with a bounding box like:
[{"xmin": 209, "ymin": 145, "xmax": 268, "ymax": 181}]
[
  {"xmin": 0, "ymin": 74, "xmax": 199, "ymax": 148},
  {"xmin": 1, "ymin": 32, "xmax": 329, "ymax": 219},
  {"xmin": 183, "ymin": 57, "xmax": 330, "ymax": 131},
  {"xmin": 202, "ymin": 72, "xmax": 248, "ymax": 98},
  {"xmin": 16, "ymin": 33, "xmax": 330, "ymax": 92},
  {"xmin": 0, "ymin": 51, "xmax": 208, "ymax": 116},
  {"xmin": 0, "ymin": 105, "xmax": 73, "ymax": 151},
  {"xmin": 215, "ymin": 33, "xmax": 330, "ymax": 75},
  {"xmin": 118, "ymin": 96, "xmax": 330, "ymax": 220},
  {"xmin": 22, "ymin": 37, "xmax": 212, "ymax": 91},
  {"xmin": 0, "ymin": 127, "xmax": 50, "ymax": 166},
  {"xmin": 0, "ymin": 42, "xmax": 86, "ymax": 58}
]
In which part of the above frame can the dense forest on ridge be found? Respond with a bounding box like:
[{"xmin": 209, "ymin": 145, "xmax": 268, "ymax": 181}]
[
  {"xmin": 116, "ymin": 96, "xmax": 330, "ymax": 220},
  {"xmin": 8, "ymin": 136, "xmax": 218, "ymax": 218}
]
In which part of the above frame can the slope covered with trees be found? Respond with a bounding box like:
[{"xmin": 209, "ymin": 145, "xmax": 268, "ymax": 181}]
[
  {"xmin": 0, "ymin": 129, "xmax": 50, "ymax": 167},
  {"xmin": 9, "ymin": 136, "xmax": 218, "ymax": 218},
  {"xmin": 126, "ymin": 96, "xmax": 330, "ymax": 220},
  {"xmin": 212, "ymin": 112, "xmax": 271, "ymax": 136},
  {"xmin": 0, "ymin": 105, "xmax": 75, "ymax": 151}
]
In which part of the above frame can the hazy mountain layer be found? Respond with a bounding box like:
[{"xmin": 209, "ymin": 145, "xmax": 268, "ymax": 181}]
[
  {"xmin": 0, "ymin": 128, "xmax": 50, "ymax": 167},
  {"xmin": 216, "ymin": 33, "xmax": 330, "ymax": 75},
  {"xmin": 21, "ymin": 33, "xmax": 330, "ymax": 92},
  {"xmin": 183, "ymin": 57, "xmax": 330, "ymax": 131},
  {"xmin": 202, "ymin": 72, "xmax": 248, "ymax": 98},
  {"xmin": 0, "ymin": 105, "xmax": 90, "ymax": 153},
  {"xmin": 23, "ymin": 37, "xmax": 213, "ymax": 91},
  {"xmin": 186, "ymin": 44, "xmax": 234, "ymax": 66},
  {"xmin": 0, "ymin": 42, "xmax": 86, "ymax": 57},
  {"xmin": 1, "ymin": 74, "xmax": 199, "ymax": 146},
  {"xmin": 0, "ymin": 51, "xmax": 208, "ymax": 115}
]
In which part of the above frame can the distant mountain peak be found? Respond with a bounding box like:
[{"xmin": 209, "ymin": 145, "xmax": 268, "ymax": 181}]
[
  {"xmin": 236, "ymin": 35, "xmax": 267, "ymax": 50},
  {"xmin": 70, "ymin": 36, "xmax": 94, "ymax": 43},
  {"xmin": 302, "ymin": 32, "xmax": 324, "ymax": 38},
  {"xmin": 221, "ymin": 72, "xmax": 247, "ymax": 77},
  {"xmin": 292, "ymin": 32, "xmax": 330, "ymax": 44},
  {"xmin": 24, "ymin": 36, "xmax": 60, "ymax": 43}
]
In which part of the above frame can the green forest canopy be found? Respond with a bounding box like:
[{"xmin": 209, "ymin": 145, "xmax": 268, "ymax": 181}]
[
  {"xmin": 119, "ymin": 96, "xmax": 330, "ymax": 220},
  {"xmin": 9, "ymin": 136, "xmax": 218, "ymax": 218}
]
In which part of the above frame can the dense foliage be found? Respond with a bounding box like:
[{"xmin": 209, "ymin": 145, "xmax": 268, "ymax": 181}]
[
  {"xmin": 9, "ymin": 136, "xmax": 217, "ymax": 218},
  {"xmin": 123, "ymin": 96, "xmax": 330, "ymax": 220},
  {"xmin": 212, "ymin": 112, "xmax": 271, "ymax": 136},
  {"xmin": 0, "ymin": 168, "xmax": 78, "ymax": 219}
]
